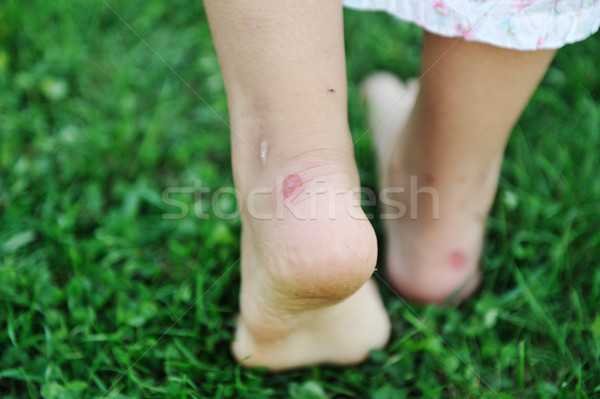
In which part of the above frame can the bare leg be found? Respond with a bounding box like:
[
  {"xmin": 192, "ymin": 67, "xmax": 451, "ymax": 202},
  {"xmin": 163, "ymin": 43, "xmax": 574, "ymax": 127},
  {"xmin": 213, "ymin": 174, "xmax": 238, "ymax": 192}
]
[
  {"xmin": 204, "ymin": 1, "xmax": 390, "ymax": 370},
  {"xmin": 364, "ymin": 32, "xmax": 555, "ymax": 303}
]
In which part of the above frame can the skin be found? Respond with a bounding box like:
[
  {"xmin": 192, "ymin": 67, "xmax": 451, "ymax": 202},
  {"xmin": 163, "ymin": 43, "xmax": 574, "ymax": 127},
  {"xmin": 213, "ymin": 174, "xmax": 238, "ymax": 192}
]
[
  {"xmin": 204, "ymin": 0, "xmax": 390, "ymax": 371},
  {"xmin": 204, "ymin": 1, "xmax": 556, "ymax": 369},
  {"xmin": 371, "ymin": 33, "xmax": 555, "ymax": 303}
]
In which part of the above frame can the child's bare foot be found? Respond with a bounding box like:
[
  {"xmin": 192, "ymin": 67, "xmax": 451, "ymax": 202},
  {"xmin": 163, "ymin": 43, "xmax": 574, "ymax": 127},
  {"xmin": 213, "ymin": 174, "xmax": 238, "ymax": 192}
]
[
  {"xmin": 362, "ymin": 73, "xmax": 481, "ymax": 303},
  {"xmin": 232, "ymin": 154, "xmax": 391, "ymax": 371}
]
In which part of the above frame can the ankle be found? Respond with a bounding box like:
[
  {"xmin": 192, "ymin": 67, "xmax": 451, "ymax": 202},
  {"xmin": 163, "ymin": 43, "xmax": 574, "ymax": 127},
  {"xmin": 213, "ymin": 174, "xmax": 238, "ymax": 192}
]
[
  {"xmin": 236, "ymin": 146, "xmax": 360, "ymax": 218},
  {"xmin": 230, "ymin": 110, "xmax": 356, "ymax": 186}
]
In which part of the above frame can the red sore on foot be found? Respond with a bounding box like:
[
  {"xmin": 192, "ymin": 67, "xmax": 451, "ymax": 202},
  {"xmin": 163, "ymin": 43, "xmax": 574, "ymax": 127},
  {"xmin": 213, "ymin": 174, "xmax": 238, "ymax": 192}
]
[
  {"xmin": 282, "ymin": 174, "xmax": 303, "ymax": 199},
  {"xmin": 450, "ymin": 250, "xmax": 467, "ymax": 269}
]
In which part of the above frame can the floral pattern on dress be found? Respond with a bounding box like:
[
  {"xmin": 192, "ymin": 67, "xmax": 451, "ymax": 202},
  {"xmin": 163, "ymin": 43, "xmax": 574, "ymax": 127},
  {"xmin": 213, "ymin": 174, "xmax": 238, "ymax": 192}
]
[{"xmin": 342, "ymin": 0, "xmax": 600, "ymax": 50}]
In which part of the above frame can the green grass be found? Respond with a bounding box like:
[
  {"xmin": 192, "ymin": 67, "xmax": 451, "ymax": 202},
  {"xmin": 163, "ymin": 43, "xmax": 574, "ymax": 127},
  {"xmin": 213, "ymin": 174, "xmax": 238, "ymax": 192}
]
[{"xmin": 1, "ymin": 0, "xmax": 599, "ymax": 397}]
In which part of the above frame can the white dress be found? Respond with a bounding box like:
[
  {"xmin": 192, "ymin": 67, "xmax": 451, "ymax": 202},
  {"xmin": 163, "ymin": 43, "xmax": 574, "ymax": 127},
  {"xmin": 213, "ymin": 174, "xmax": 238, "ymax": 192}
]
[{"xmin": 342, "ymin": 0, "xmax": 600, "ymax": 50}]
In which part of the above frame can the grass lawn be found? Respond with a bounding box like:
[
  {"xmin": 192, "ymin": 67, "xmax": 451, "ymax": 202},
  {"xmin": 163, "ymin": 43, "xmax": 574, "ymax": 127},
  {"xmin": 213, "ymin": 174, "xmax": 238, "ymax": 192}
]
[{"xmin": 1, "ymin": 1, "xmax": 599, "ymax": 397}]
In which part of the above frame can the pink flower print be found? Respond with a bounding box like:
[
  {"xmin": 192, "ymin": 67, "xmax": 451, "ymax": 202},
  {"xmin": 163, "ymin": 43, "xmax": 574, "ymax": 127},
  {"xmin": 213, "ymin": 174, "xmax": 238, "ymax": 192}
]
[
  {"xmin": 432, "ymin": 1, "xmax": 449, "ymax": 16},
  {"xmin": 456, "ymin": 24, "xmax": 473, "ymax": 38},
  {"xmin": 537, "ymin": 37, "xmax": 544, "ymax": 48},
  {"xmin": 512, "ymin": 0, "xmax": 535, "ymax": 11}
]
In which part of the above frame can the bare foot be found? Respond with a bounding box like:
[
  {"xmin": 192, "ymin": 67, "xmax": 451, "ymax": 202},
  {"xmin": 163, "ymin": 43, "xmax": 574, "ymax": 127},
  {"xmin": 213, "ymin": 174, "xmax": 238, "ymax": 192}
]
[
  {"xmin": 232, "ymin": 156, "xmax": 391, "ymax": 371},
  {"xmin": 362, "ymin": 73, "xmax": 481, "ymax": 304}
]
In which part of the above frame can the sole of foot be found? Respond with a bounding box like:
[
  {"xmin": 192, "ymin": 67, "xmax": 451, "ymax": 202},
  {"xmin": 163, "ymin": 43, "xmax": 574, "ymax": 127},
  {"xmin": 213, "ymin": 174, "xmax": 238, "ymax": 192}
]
[{"xmin": 232, "ymin": 162, "xmax": 391, "ymax": 371}]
